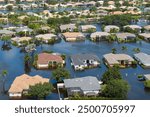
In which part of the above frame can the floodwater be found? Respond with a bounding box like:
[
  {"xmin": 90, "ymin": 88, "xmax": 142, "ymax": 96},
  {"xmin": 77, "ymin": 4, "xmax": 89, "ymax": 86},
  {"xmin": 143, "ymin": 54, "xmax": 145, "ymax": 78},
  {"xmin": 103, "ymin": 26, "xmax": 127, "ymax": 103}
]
[{"xmin": 0, "ymin": 37, "xmax": 150, "ymax": 100}]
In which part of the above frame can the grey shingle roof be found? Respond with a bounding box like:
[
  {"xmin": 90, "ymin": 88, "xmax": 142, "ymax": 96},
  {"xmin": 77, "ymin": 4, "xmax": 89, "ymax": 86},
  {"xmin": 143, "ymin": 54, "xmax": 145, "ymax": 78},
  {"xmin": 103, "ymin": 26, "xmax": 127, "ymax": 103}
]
[
  {"xmin": 64, "ymin": 76, "xmax": 100, "ymax": 91},
  {"xmin": 71, "ymin": 53, "xmax": 100, "ymax": 66}
]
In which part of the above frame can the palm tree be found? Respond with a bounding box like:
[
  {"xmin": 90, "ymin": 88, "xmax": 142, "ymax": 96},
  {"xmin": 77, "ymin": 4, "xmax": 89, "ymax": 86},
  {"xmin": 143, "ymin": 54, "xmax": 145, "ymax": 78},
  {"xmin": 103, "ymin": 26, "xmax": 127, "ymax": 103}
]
[
  {"xmin": 0, "ymin": 70, "xmax": 8, "ymax": 93},
  {"xmin": 24, "ymin": 54, "xmax": 31, "ymax": 73}
]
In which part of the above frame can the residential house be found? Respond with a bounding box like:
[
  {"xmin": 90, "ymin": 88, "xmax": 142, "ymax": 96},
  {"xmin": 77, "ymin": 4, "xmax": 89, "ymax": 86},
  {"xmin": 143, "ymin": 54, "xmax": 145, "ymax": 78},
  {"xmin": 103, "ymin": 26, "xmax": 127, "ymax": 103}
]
[
  {"xmin": 144, "ymin": 25, "xmax": 150, "ymax": 32},
  {"xmin": 62, "ymin": 32, "xmax": 85, "ymax": 42},
  {"xmin": 63, "ymin": 76, "xmax": 101, "ymax": 96},
  {"xmin": 96, "ymin": 9, "xmax": 108, "ymax": 16},
  {"xmin": 103, "ymin": 53, "xmax": 134, "ymax": 67},
  {"xmin": 60, "ymin": 24, "xmax": 77, "ymax": 32},
  {"xmin": 144, "ymin": 74, "xmax": 150, "ymax": 80},
  {"xmin": 80, "ymin": 25, "xmax": 97, "ymax": 33},
  {"xmin": 139, "ymin": 33, "xmax": 150, "ymax": 42},
  {"xmin": 110, "ymin": 11, "xmax": 124, "ymax": 15},
  {"xmin": 8, "ymin": 74, "xmax": 49, "ymax": 98},
  {"xmin": 104, "ymin": 25, "xmax": 120, "ymax": 33},
  {"xmin": 35, "ymin": 34, "xmax": 58, "ymax": 44},
  {"xmin": 11, "ymin": 36, "xmax": 32, "ymax": 46},
  {"xmin": 124, "ymin": 25, "xmax": 142, "ymax": 33},
  {"xmin": 15, "ymin": 26, "xmax": 33, "ymax": 36},
  {"xmin": 134, "ymin": 53, "xmax": 150, "ymax": 68},
  {"xmin": 116, "ymin": 33, "xmax": 136, "ymax": 42},
  {"xmin": 36, "ymin": 53, "xmax": 65, "ymax": 69},
  {"xmin": 71, "ymin": 53, "xmax": 100, "ymax": 71},
  {"xmin": 0, "ymin": 29, "xmax": 15, "ymax": 37},
  {"xmin": 90, "ymin": 32, "xmax": 110, "ymax": 41}
]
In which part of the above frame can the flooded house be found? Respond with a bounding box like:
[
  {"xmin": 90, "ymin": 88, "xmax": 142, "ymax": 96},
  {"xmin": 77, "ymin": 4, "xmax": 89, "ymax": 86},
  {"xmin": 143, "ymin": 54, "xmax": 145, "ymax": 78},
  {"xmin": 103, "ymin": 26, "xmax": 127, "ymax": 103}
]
[
  {"xmin": 90, "ymin": 32, "xmax": 110, "ymax": 42},
  {"xmin": 60, "ymin": 24, "xmax": 77, "ymax": 32},
  {"xmin": 116, "ymin": 33, "xmax": 136, "ymax": 42},
  {"xmin": 139, "ymin": 33, "xmax": 150, "ymax": 42},
  {"xmin": 8, "ymin": 74, "xmax": 49, "ymax": 98},
  {"xmin": 103, "ymin": 53, "xmax": 135, "ymax": 68},
  {"xmin": 35, "ymin": 33, "xmax": 58, "ymax": 44},
  {"xmin": 71, "ymin": 53, "xmax": 100, "ymax": 71},
  {"xmin": 80, "ymin": 25, "xmax": 97, "ymax": 33},
  {"xmin": 62, "ymin": 32, "xmax": 85, "ymax": 42},
  {"xmin": 62, "ymin": 76, "xmax": 101, "ymax": 97},
  {"xmin": 134, "ymin": 53, "xmax": 150, "ymax": 68},
  {"xmin": 104, "ymin": 25, "xmax": 120, "ymax": 33},
  {"xmin": 36, "ymin": 53, "xmax": 65, "ymax": 69}
]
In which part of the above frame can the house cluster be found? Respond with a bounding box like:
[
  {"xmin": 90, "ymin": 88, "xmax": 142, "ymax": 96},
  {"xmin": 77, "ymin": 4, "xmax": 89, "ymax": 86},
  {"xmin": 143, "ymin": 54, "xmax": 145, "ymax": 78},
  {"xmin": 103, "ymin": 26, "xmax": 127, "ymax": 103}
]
[
  {"xmin": 8, "ymin": 51, "xmax": 150, "ymax": 98},
  {"xmin": 33, "ymin": 51, "xmax": 150, "ymax": 71},
  {"xmin": 0, "ymin": 0, "xmax": 148, "ymax": 20},
  {"xmin": 1, "ymin": 0, "xmax": 150, "ymax": 99},
  {"xmin": 59, "ymin": 24, "xmax": 150, "ymax": 42}
]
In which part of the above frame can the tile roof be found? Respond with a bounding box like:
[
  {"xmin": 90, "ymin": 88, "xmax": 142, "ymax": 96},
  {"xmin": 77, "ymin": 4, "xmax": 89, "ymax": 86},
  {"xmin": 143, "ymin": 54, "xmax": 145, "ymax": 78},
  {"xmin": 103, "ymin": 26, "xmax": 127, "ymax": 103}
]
[
  {"xmin": 37, "ymin": 53, "xmax": 63, "ymax": 64},
  {"xmin": 9, "ymin": 74, "xmax": 49, "ymax": 93}
]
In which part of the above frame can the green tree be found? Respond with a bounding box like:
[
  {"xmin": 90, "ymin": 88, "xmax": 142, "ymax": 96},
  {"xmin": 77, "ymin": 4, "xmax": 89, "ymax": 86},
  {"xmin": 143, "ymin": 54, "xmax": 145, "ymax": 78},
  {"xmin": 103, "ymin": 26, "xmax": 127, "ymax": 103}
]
[
  {"xmin": 101, "ymin": 66, "xmax": 122, "ymax": 84},
  {"xmin": 133, "ymin": 48, "xmax": 141, "ymax": 53},
  {"xmin": 1, "ymin": 36, "xmax": 11, "ymax": 50},
  {"xmin": 28, "ymin": 83, "xmax": 53, "ymax": 99},
  {"xmin": 24, "ymin": 54, "xmax": 31, "ymax": 73},
  {"xmin": 102, "ymin": 79, "xmax": 129, "ymax": 99},
  {"xmin": 121, "ymin": 46, "xmax": 128, "ymax": 51},
  {"xmin": 144, "ymin": 80, "xmax": 150, "ymax": 88},
  {"xmin": 6, "ymin": 5, "xmax": 13, "ymax": 11},
  {"xmin": 111, "ymin": 48, "xmax": 117, "ymax": 54},
  {"xmin": 0, "ymin": 70, "xmax": 8, "ymax": 93},
  {"xmin": 1, "ymin": 36, "xmax": 11, "ymax": 46},
  {"xmin": 52, "ymin": 68, "xmax": 70, "ymax": 82},
  {"xmin": 101, "ymin": 14, "xmax": 136, "ymax": 28}
]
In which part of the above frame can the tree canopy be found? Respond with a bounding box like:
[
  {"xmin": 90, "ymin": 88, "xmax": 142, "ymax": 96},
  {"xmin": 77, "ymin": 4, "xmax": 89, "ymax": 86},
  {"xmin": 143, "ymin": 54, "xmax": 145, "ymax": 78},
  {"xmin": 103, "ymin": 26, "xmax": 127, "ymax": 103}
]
[
  {"xmin": 101, "ymin": 66, "xmax": 122, "ymax": 84},
  {"xmin": 101, "ymin": 14, "xmax": 139, "ymax": 28},
  {"xmin": 52, "ymin": 68, "xmax": 70, "ymax": 82},
  {"xmin": 102, "ymin": 79, "xmax": 129, "ymax": 99},
  {"xmin": 28, "ymin": 82, "xmax": 53, "ymax": 99}
]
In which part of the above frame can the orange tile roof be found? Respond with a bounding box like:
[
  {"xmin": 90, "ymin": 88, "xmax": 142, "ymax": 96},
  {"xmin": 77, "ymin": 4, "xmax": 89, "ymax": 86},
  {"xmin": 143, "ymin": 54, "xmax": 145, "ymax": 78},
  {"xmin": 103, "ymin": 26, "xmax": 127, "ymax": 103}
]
[
  {"xmin": 9, "ymin": 74, "xmax": 49, "ymax": 93},
  {"xmin": 37, "ymin": 53, "xmax": 63, "ymax": 64}
]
